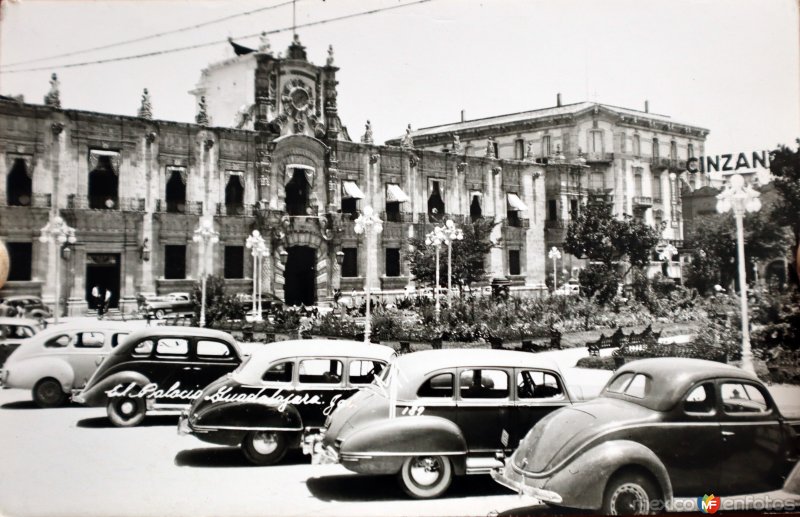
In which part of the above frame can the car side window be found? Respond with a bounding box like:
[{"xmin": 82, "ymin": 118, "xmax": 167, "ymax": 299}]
[
  {"xmin": 132, "ymin": 339, "xmax": 154, "ymax": 356},
  {"xmin": 45, "ymin": 334, "xmax": 70, "ymax": 348},
  {"xmin": 625, "ymin": 374, "xmax": 650, "ymax": 398},
  {"xmin": 112, "ymin": 333, "xmax": 128, "ymax": 348},
  {"xmin": 607, "ymin": 373, "xmax": 635, "ymax": 393},
  {"xmin": 263, "ymin": 361, "xmax": 294, "ymax": 383},
  {"xmin": 517, "ymin": 370, "xmax": 564, "ymax": 400},
  {"xmin": 196, "ymin": 340, "xmax": 232, "ymax": 359},
  {"xmin": 299, "ymin": 359, "xmax": 342, "ymax": 384},
  {"xmin": 721, "ymin": 382, "xmax": 770, "ymax": 414},
  {"xmin": 349, "ymin": 360, "xmax": 385, "ymax": 385},
  {"xmin": 73, "ymin": 332, "xmax": 105, "ymax": 348},
  {"xmin": 155, "ymin": 338, "xmax": 189, "ymax": 357},
  {"xmin": 460, "ymin": 369, "xmax": 509, "ymax": 399},
  {"xmin": 683, "ymin": 383, "xmax": 716, "ymax": 414},
  {"xmin": 417, "ymin": 372, "xmax": 454, "ymax": 398}
]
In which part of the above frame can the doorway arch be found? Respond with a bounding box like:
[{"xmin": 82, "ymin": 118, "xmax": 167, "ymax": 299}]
[{"xmin": 283, "ymin": 246, "xmax": 316, "ymax": 306}]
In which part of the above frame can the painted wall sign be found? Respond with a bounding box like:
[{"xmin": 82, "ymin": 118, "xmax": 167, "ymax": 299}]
[{"xmin": 686, "ymin": 150, "xmax": 772, "ymax": 174}]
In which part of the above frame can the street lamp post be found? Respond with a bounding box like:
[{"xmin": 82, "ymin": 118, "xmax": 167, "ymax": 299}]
[
  {"xmin": 716, "ymin": 174, "xmax": 761, "ymax": 373},
  {"xmin": 548, "ymin": 247, "xmax": 561, "ymax": 292},
  {"xmin": 39, "ymin": 216, "xmax": 76, "ymax": 325},
  {"xmin": 193, "ymin": 216, "xmax": 219, "ymax": 328},
  {"xmin": 354, "ymin": 206, "xmax": 383, "ymax": 344},
  {"xmin": 425, "ymin": 226, "xmax": 445, "ymax": 318},
  {"xmin": 442, "ymin": 220, "xmax": 464, "ymax": 305},
  {"xmin": 245, "ymin": 230, "xmax": 267, "ymax": 321}
]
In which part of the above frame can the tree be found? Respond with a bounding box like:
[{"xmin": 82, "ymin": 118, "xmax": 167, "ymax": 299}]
[
  {"xmin": 407, "ymin": 218, "xmax": 497, "ymax": 288},
  {"xmin": 769, "ymin": 140, "xmax": 800, "ymax": 287},
  {"xmin": 192, "ymin": 275, "xmax": 246, "ymax": 326},
  {"xmin": 564, "ymin": 201, "xmax": 660, "ymax": 303},
  {"xmin": 685, "ymin": 209, "xmax": 791, "ymax": 293}
]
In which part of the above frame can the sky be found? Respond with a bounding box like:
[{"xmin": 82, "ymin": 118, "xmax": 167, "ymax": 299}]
[{"xmin": 0, "ymin": 0, "xmax": 798, "ymax": 155}]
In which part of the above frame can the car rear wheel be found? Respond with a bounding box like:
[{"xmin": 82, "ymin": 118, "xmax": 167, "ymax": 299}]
[
  {"xmin": 398, "ymin": 455, "xmax": 453, "ymax": 499},
  {"xmin": 154, "ymin": 309, "xmax": 165, "ymax": 320},
  {"xmin": 107, "ymin": 397, "xmax": 146, "ymax": 427},
  {"xmin": 602, "ymin": 471, "xmax": 660, "ymax": 515},
  {"xmin": 32, "ymin": 378, "xmax": 67, "ymax": 408},
  {"xmin": 242, "ymin": 431, "xmax": 288, "ymax": 466}
]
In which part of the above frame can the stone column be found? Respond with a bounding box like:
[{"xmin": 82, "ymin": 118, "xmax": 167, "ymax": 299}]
[
  {"xmin": 66, "ymin": 245, "xmax": 88, "ymax": 316},
  {"xmin": 488, "ymin": 165, "xmax": 504, "ymax": 279}
]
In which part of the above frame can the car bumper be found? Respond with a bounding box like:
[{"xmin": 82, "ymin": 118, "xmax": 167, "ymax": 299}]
[
  {"xmin": 177, "ymin": 411, "xmax": 193, "ymax": 436},
  {"xmin": 71, "ymin": 389, "xmax": 85, "ymax": 403},
  {"xmin": 491, "ymin": 461, "xmax": 563, "ymax": 505},
  {"xmin": 306, "ymin": 435, "xmax": 339, "ymax": 464}
]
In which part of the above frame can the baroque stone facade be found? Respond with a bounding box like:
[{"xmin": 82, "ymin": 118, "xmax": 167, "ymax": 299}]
[{"xmin": 0, "ymin": 38, "xmax": 546, "ymax": 315}]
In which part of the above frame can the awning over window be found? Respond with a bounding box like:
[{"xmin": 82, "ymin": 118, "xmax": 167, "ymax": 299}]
[
  {"xmin": 342, "ymin": 180, "xmax": 365, "ymax": 199},
  {"xmin": 386, "ymin": 184, "xmax": 410, "ymax": 203},
  {"xmin": 507, "ymin": 193, "xmax": 528, "ymax": 211}
]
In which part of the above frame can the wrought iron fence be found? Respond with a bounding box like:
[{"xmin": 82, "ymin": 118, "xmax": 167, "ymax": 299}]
[{"xmin": 155, "ymin": 199, "xmax": 203, "ymax": 215}]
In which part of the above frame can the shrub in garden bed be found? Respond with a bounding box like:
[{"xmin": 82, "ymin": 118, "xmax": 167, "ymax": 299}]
[{"xmin": 576, "ymin": 356, "xmax": 616, "ymax": 370}]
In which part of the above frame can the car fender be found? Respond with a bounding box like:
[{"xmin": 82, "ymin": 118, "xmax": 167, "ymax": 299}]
[
  {"xmin": 78, "ymin": 371, "xmax": 151, "ymax": 406},
  {"xmin": 541, "ymin": 439, "xmax": 673, "ymax": 510},
  {"xmin": 6, "ymin": 357, "xmax": 74, "ymax": 391},
  {"xmin": 340, "ymin": 415, "xmax": 468, "ymax": 475},
  {"xmin": 193, "ymin": 400, "xmax": 303, "ymax": 432}
]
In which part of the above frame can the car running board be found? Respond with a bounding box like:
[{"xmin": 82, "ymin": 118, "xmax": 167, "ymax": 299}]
[{"xmin": 465, "ymin": 457, "xmax": 504, "ymax": 475}]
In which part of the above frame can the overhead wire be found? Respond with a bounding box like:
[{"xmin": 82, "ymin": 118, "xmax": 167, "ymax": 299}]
[
  {"xmin": 0, "ymin": 0, "xmax": 434, "ymax": 74},
  {"xmin": 0, "ymin": 0, "xmax": 297, "ymax": 69}
]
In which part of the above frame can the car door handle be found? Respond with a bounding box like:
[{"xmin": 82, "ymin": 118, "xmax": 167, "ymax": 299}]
[{"xmin": 722, "ymin": 430, "xmax": 735, "ymax": 436}]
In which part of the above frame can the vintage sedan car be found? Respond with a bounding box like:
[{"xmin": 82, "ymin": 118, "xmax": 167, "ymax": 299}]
[
  {"xmin": 492, "ymin": 358, "xmax": 800, "ymax": 514},
  {"xmin": 141, "ymin": 292, "xmax": 195, "ymax": 319},
  {"xmin": 0, "ymin": 321, "xmax": 142, "ymax": 407},
  {"xmin": 317, "ymin": 349, "xmax": 573, "ymax": 498},
  {"xmin": 0, "ymin": 295, "xmax": 51, "ymax": 319},
  {"xmin": 74, "ymin": 327, "xmax": 245, "ymax": 426},
  {"xmin": 179, "ymin": 339, "xmax": 394, "ymax": 466}
]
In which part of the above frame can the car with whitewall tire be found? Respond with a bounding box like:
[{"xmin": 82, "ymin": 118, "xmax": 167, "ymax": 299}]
[
  {"xmin": 74, "ymin": 327, "xmax": 245, "ymax": 426},
  {"xmin": 0, "ymin": 321, "xmax": 143, "ymax": 407},
  {"xmin": 179, "ymin": 339, "xmax": 395, "ymax": 466},
  {"xmin": 317, "ymin": 349, "xmax": 573, "ymax": 499}
]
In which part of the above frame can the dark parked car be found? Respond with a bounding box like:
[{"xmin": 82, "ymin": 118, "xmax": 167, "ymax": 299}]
[
  {"xmin": 0, "ymin": 295, "xmax": 51, "ymax": 319},
  {"xmin": 74, "ymin": 327, "xmax": 245, "ymax": 426},
  {"xmin": 492, "ymin": 358, "xmax": 800, "ymax": 514},
  {"xmin": 141, "ymin": 292, "xmax": 195, "ymax": 319},
  {"xmin": 317, "ymin": 349, "xmax": 573, "ymax": 498},
  {"xmin": 179, "ymin": 339, "xmax": 395, "ymax": 465}
]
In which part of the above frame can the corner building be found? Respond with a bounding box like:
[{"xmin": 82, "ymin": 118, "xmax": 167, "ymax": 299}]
[
  {"xmin": 392, "ymin": 98, "xmax": 710, "ymax": 277},
  {"xmin": 0, "ymin": 37, "xmax": 546, "ymax": 315}
]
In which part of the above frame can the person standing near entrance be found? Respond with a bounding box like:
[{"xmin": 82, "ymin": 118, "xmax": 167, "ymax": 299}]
[
  {"xmin": 92, "ymin": 285, "xmax": 103, "ymax": 318},
  {"xmin": 104, "ymin": 289, "xmax": 112, "ymax": 315}
]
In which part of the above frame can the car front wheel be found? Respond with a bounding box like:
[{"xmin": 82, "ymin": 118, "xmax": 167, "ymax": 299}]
[
  {"xmin": 107, "ymin": 397, "xmax": 146, "ymax": 427},
  {"xmin": 398, "ymin": 455, "xmax": 453, "ymax": 499},
  {"xmin": 602, "ymin": 471, "xmax": 660, "ymax": 515},
  {"xmin": 242, "ymin": 431, "xmax": 288, "ymax": 466},
  {"xmin": 32, "ymin": 378, "xmax": 67, "ymax": 408}
]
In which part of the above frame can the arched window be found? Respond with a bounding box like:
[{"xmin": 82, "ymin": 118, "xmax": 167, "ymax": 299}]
[
  {"xmin": 427, "ymin": 180, "xmax": 445, "ymax": 221},
  {"xmin": 470, "ymin": 193, "xmax": 482, "ymax": 222},
  {"xmin": 6, "ymin": 158, "xmax": 32, "ymax": 206},
  {"xmin": 285, "ymin": 168, "xmax": 310, "ymax": 216},
  {"xmin": 225, "ymin": 173, "xmax": 245, "ymax": 215},
  {"xmin": 88, "ymin": 155, "xmax": 118, "ymax": 209},
  {"xmin": 165, "ymin": 168, "xmax": 186, "ymax": 213}
]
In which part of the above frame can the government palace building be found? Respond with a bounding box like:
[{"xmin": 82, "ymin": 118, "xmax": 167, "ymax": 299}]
[{"xmin": 0, "ymin": 35, "xmax": 708, "ymax": 315}]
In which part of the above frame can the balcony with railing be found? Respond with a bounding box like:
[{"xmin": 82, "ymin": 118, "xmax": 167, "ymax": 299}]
[
  {"xmin": 0, "ymin": 193, "xmax": 51, "ymax": 209},
  {"xmin": 633, "ymin": 196, "xmax": 653, "ymax": 207},
  {"xmin": 381, "ymin": 211, "xmax": 414, "ymax": 224},
  {"xmin": 154, "ymin": 199, "xmax": 203, "ymax": 215},
  {"xmin": 415, "ymin": 212, "xmax": 468, "ymax": 225},
  {"xmin": 584, "ymin": 152, "xmax": 615, "ymax": 163},
  {"xmin": 216, "ymin": 203, "xmax": 255, "ymax": 217},
  {"xmin": 650, "ymin": 157, "xmax": 672, "ymax": 169},
  {"xmin": 67, "ymin": 195, "xmax": 145, "ymax": 212}
]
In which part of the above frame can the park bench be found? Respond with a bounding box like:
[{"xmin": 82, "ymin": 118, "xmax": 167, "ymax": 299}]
[{"xmin": 587, "ymin": 324, "xmax": 662, "ymax": 357}]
